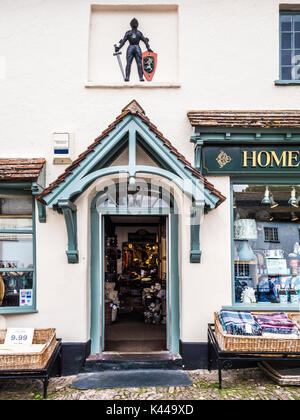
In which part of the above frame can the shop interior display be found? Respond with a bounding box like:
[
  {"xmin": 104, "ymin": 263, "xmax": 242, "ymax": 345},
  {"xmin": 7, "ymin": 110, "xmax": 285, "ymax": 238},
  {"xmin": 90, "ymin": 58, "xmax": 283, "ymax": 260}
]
[
  {"xmin": 234, "ymin": 185, "xmax": 300, "ymax": 305},
  {"xmin": 104, "ymin": 215, "xmax": 167, "ymax": 352},
  {"xmin": 0, "ymin": 266, "xmax": 33, "ymax": 307}
]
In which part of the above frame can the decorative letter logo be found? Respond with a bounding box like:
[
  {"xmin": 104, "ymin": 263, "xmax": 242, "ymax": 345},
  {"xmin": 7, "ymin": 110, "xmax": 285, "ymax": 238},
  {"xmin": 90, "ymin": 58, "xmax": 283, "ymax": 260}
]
[{"xmin": 216, "ymin": 150, "xmax": 232, "ymax": 168}]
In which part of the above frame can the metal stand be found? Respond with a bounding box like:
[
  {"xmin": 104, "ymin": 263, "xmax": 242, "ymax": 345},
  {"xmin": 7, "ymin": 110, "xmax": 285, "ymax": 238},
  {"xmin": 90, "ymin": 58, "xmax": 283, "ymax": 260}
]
[
  {"xmin": 0, "ymin": 339, "xmax": 62, "ymax": 399},
  {"xmin": 208, "ymin": 324, "xmax": 300, "ymax": 389}
]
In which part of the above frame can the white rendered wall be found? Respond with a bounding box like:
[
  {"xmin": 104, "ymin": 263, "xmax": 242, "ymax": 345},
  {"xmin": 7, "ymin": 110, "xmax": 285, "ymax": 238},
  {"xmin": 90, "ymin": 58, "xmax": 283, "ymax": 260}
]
[{"xmin": 0, "ymin": 0, "xmax": 299, "ymax": 344}]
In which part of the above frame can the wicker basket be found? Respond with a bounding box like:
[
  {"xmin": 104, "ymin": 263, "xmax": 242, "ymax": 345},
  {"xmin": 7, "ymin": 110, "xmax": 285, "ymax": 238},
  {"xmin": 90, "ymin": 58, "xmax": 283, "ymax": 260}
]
[
  {"xmin": 0, "ymin": 328, "xmax": 56, "ymax": 370},
  {"xmin": 214, "ymin": 312, "xmax": 300, "ymax": 353}
]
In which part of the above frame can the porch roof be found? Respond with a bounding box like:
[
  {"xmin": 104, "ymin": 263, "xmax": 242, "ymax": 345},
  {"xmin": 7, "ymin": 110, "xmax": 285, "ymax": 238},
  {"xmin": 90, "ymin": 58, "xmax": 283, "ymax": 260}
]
[
  {"xmin": 37, "ymin": 100, "xmax": 225, "ymax": 207},
  {"xmin": 187, "ymin": 110, "xmax": 300, "ymax": 129},
  {"xmin": 0, "ymin": 158, "xmax": 46, "ymax": 182}
]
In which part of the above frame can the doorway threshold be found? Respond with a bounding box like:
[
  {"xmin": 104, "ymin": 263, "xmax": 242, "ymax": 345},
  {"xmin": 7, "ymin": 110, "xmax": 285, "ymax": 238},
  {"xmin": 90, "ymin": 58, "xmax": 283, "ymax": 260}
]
[
  {"xmin": 83, "ymin": 352, "xmax": 183, "ymax": 372},
  {"xmin": 88, "ymin": 351, "xmax": 179, "ymax": 362}
]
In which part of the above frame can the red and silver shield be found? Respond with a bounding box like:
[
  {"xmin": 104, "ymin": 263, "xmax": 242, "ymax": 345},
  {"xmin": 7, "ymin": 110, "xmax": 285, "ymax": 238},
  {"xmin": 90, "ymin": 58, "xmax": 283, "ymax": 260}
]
[{"xmin": 142, "ymin": 51, "xmax": 157, "ymax": 82}]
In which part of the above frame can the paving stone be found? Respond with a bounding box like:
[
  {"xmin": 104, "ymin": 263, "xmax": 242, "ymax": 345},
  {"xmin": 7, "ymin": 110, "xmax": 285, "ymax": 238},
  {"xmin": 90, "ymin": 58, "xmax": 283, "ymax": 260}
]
[{"xmin": 0, "ymin": 368, "xmax": 299, "ymax": 400}]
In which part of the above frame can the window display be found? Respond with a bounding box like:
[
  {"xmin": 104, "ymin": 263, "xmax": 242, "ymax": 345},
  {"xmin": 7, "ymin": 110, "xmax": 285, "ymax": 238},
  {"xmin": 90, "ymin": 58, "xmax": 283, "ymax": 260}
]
[
  {"xmin": 0, "ymin": 195, "xmax": 35, "ymax": 309},
  {"xmin": 233, "ymin": 184, "xmax": 300, "ymax": 306}
]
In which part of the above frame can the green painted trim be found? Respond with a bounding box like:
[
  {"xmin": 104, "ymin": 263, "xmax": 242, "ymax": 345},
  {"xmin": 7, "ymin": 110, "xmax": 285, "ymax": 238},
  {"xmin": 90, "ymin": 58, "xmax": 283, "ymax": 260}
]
[
  {"xmin": 169, "ymin": 213, "xmax": 180, "ymax": 354},
  {"xmin": 52, "ymin": 165, "xmax": 208, "ymax": 208},
  {"xmin": 58, "ymin": 199, "xmax": 79, "ymax": 263},
  {"xmin": 194, "ymin": 126, "xmax": 300, "ymax": 134},
  {"xmin": 223, "ymin": 304, "xmax": 300, "ymax": 312},
  {"xmin": 192, "ymin": 131, "xmax": 300, "ymax": 145},
  {"xmin": 0, "ymin": 183, "xmax": 32, "ymax": 190},
  {"xmin": 275, "ymin": 80, "xmax": 300, "ymax": 85},
  {"xmin": 31, "ymin": 182, "xmax": 46, "ymax": 223},
  {"xmin": 90, "ymin": 207, "xmax": 101, "ymax": 354},
  {"xmin": 0, "ymin": 308, "xmax": 38, "ymax": 315},
  {"xmin": 230, "ymin": 176, "xmax": 300, "ymax": 184},
  {"xmin": 190, "ymin": 207, "xmax": 202, "ymax": 263}
]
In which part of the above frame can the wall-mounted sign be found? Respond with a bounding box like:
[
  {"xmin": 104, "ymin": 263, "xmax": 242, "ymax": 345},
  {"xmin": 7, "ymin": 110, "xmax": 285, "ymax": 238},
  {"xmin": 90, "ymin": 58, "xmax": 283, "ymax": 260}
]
[
  {"xmin": 202, "ymin": 146, "xmax": 300, "ymax": 175},
  {"xmin": 53, "ymin": 132, "xmax": 72, "ymax": 164}
]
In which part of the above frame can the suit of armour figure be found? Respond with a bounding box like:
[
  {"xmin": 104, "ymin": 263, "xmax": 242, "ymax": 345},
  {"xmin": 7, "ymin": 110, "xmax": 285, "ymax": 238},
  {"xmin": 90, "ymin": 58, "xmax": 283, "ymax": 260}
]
[{"xmin": 115, "ymin": 18, "xmax": 153, "ymax": 81}]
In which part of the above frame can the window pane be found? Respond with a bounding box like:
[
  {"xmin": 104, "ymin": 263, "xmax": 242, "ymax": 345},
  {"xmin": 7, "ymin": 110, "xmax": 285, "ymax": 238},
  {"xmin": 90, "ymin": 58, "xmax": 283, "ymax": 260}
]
[
  {"xmin": 281, "ymin": 66, "xmax": 292, "ymax": 80},
  {"xmin": 0, "ymin": 196, "xmax": 32, "ymax": 231},
  {"xmin": 282, "ymin": 49, "xmax": 292, "ymax": 65},
  {"xmin": 281, "ymin": 15, "xmax": 292, "ymax": 32},
  {"xmin": 294, "ymin": 15, "xmax": 300, "ymax": 31},
  {"xmin": 295, "ymin": 32, "xmax": 300, "ymax": 49},
  {"xmin": 0, "ymin": 218, "xmax": 32, "ymax": 231},
  {"xmin": 0, "ymin": 272, "xmax": 33, "ymax": 308},
  {"xmin": 0, "ymin": 196, "xmax": 32, "ymax": 216},
  {"xmin": 233, "ymin": 185, "xmax": 300, "ymax": 305},
  {"xmin": 281, "ymin": 32, "xmax": 292, "ymax": 49},
  {"xmin": 0, "ymin": 234, "xmax": 33, "ymax": 269}
]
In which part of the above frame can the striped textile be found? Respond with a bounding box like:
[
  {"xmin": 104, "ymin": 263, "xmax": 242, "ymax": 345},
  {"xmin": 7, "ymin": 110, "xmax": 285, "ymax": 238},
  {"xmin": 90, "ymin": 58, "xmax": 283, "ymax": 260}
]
[
  {"xmin": 254, "ymin": 313, "xmax": 299, "ymax": 335},
  {"xmin": 218, "ymin": 310, "xmax": 262, "ymax": 336}
]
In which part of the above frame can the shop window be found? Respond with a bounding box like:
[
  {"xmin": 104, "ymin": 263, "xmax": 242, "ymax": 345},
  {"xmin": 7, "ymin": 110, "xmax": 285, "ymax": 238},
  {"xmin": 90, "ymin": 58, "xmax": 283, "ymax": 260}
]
[
  {"xmin": 233, "ymin": 184, "xmax": 300, "ymax": 306},
  {"xmin": 0, "ymin": 194, "xmax": 35, "ymax": 311},
  {"xmin": 264, "ymin": 227, "xmax": 279, "ymax": 243},
  {"xmin": 280, "ymin": 12, "xmax": 300, "ymax": 81}
]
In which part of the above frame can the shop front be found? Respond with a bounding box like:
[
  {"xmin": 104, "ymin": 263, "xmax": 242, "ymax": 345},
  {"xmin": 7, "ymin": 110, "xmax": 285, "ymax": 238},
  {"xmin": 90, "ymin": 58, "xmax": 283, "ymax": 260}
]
[{"xmin": 189, "ymin": 110, "xmax": 300, "ymax": 313}]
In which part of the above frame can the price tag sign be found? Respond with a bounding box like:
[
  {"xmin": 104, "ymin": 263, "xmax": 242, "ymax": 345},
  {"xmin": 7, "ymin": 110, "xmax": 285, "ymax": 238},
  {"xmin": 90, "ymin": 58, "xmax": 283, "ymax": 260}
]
[{"xmin": 4, "ymin": 328, "xmax": 34, "ymax": 346}]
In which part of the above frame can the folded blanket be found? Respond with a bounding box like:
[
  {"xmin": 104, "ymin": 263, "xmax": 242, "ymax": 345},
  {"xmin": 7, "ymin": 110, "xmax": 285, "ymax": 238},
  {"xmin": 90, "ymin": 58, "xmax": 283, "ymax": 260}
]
[
  {"xmin": 254, "ymin": 312, "xmax": 299, "ymax": 335},
  {"xmin": 218, "ymin": 310, "xmax": 262, "ymax": 336}
]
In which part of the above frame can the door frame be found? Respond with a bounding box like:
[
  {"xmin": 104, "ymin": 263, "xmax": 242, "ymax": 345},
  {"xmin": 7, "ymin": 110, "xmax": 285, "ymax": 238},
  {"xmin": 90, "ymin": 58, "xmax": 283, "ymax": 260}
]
[{"xmin": 90, "ymin": 189, "xmax": 180, "ymax": 356}]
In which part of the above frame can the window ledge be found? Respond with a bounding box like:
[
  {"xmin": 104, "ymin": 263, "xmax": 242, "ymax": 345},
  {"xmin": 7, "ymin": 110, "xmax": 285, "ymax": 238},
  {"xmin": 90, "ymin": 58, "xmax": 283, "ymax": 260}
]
[
  {"xmin": 223, "ymin": 304, "xmax": 300, "ymax": 312},
  {"xmin": 85, "ymin": 81, "xmax": 181, "ymax": 89},
  {"xmin": 274, "ymin": 80, "xmax": 300, "ymax": 85},
  {"xmin": 0, "ymin": 308, "xmax": 37, "ymax": 315}
]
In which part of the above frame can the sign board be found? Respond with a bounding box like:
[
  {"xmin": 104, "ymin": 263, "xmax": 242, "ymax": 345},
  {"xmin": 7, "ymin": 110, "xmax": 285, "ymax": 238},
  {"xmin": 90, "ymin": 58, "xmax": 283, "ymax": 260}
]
[
  {"xmin": 202, "ymin": 146, "xmax": 300, "ymax": 175},
  {"xmin": 19, "ymin": 289, "xmax": 33, "ymax": 307},
  {"xmin": 4, "ymin": 328, "xmax": 34, "ymax": 346}
]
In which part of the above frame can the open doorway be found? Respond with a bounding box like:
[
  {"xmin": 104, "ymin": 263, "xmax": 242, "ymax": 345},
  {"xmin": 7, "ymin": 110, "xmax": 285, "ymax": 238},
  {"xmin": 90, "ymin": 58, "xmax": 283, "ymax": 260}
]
[{"xmin": 103, "ymin": 215, "xmax": 167, "ymax": 352}]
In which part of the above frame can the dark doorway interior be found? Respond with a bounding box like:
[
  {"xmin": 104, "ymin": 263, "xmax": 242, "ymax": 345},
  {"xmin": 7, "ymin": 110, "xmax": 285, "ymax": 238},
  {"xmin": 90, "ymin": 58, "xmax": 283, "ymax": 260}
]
[{"xmin": 104, "ymin": 215, "xmax": 167, "ymax": 352}]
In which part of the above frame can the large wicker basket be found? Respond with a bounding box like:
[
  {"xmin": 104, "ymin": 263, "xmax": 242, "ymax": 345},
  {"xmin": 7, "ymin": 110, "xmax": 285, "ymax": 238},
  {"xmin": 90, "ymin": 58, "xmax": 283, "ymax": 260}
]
[
  {"xmin": 0, "ymin": 328, "xmax": 56, "ymax": 370},
  {"xmin": 214, "ymin": 312, "xmax": 300, "ymax": 353}
]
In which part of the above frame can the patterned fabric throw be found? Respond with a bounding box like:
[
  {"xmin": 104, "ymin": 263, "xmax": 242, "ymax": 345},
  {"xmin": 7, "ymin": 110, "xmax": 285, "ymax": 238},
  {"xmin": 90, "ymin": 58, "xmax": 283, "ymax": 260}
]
[
  {"xmin": 253, "ymin": 312, "xmax": 299, "ymax": 335},
  {"xmin": 218, "ymin": 310, "xmax": 262, "ymax": 336}
]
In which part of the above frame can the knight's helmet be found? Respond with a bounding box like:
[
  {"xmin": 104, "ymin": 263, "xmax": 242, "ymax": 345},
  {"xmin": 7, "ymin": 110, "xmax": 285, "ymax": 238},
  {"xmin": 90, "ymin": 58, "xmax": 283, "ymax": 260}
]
[{"xmin": 130, "ymin": 18, "xmax": 139, "ymax": 29}]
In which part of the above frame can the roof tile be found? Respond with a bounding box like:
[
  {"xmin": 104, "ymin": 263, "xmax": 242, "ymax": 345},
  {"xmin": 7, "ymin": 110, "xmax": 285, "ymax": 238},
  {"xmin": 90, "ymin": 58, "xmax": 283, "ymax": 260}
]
[
  {"xmin": 38, "ymin": 102, "xmax": 226, "ymax": 206},
  {"xmin": 187, "ymin": 110, "xmax": 300, "ymax": 128},
  {"xmin": 0, "ymin": 159, "xmax": 45, "ymax": 182}
]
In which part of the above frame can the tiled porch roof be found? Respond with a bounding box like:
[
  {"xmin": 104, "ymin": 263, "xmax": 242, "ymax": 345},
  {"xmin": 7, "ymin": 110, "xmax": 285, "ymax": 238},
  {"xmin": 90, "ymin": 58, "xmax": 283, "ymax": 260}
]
[
  {"xmin": 38, "ymin": 101, "xmax": 226, "ymax": 206},
  {"xmin": 0, "ymin": 158, "xmax": 46, "ymax": 182},
  {"xmin": 187, "ymin": 110, "xmax": 300, "ymax": 129}
]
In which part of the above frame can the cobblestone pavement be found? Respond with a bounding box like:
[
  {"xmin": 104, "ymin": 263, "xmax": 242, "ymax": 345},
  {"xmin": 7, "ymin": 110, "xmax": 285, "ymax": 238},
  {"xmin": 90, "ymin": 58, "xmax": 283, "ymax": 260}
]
[{"xmin": 0, "ymin": 368, "xmax": 299, "ymax": 400}]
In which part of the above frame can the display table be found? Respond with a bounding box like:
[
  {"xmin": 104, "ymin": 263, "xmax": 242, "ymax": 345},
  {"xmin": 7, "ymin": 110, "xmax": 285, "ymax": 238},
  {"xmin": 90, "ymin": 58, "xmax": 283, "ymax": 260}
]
[
  {"xmin": 0, "ymin": 339, "xmax": 62, "ymax": 399},
  {"xmin": 207, "ymin": 324, "xmax": 300, "ymax": 389}
]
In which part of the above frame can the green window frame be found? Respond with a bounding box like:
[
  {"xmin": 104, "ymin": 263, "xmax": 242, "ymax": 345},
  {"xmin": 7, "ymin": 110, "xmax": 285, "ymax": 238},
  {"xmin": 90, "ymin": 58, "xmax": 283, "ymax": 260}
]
[
  {"xmin": 225, "ymin": 177, "xmax": 300, "ymax": 312},
  {"xmin": 276, "ymin": 11, "xmax": 300, "ymax": 85},
  {"xmin": 0, "ymin": 189, "xmax": 37, "ymax": 314}
]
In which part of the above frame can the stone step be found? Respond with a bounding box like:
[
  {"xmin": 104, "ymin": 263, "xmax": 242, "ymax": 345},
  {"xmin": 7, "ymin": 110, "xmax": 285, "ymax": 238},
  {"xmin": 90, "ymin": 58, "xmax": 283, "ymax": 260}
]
[{"xmin": 82, "ymin": 352, "xmax": 183, "ymax": 372}]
